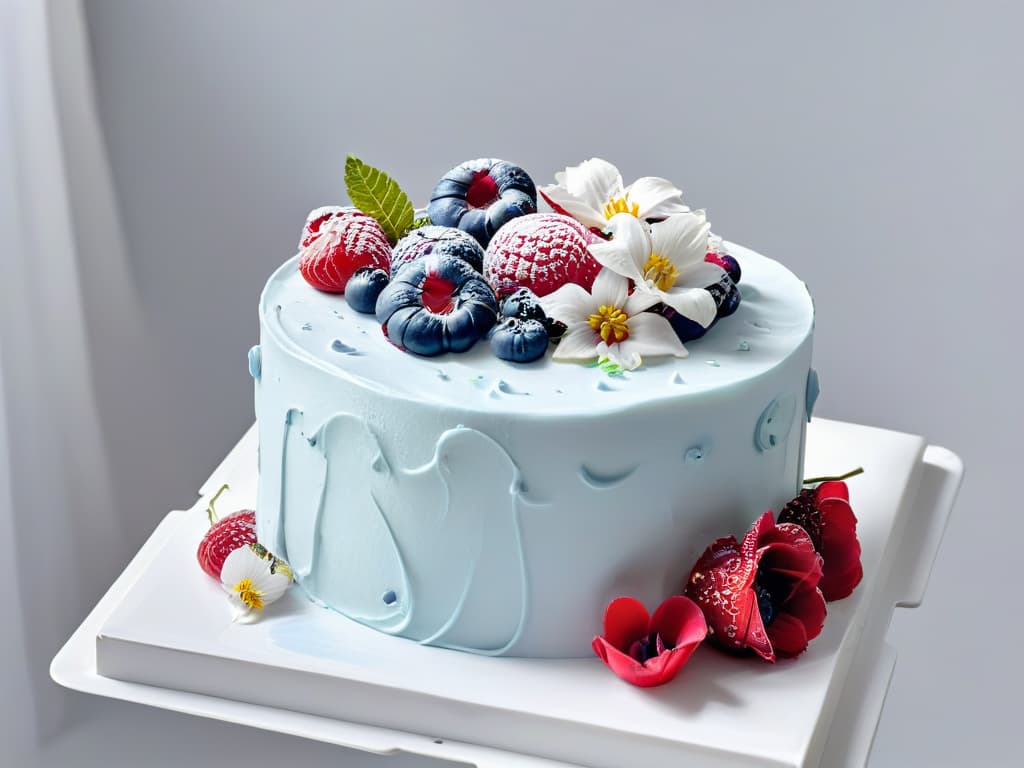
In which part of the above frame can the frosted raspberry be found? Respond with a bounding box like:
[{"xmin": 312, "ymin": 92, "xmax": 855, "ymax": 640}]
[
  {"xmin": 483, "ymin": 213, "xmax": 602, "ymax": 298},
  {"xmin": 298, "ymin": 208, "xmax": 391, "ymax": 293}
]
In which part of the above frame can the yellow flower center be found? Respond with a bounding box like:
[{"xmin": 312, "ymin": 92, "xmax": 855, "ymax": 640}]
[
  {"xmin": 588, "ymin": 305, "xmax": 630, "ymax": 343},
  {"xmin": 602, "ymin": 194, "xmax": 640, "ymax": 220},
  {"xmin": 233, "ymin": 578, "xmax": 264, "ymax": 611},
  {"xmin": 643, "ymin": 253, "xmax": 679, "ymax": 291}
]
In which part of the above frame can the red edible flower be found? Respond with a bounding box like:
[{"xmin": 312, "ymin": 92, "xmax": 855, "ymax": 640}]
[
  {"xmin": 686, "ymin": 511, "xmax": 826, "ymax": 662},
  {"xmin": 779, "ymin": 481, "xmax": 863, "ymax": 601},
  {"xmin": 592, "ymin": 596, "xmax": 707, "ymax": 687}
]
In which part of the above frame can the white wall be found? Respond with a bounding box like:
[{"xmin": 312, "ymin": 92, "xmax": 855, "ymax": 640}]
[{"xmin": 63, "ymin": 1, "xmax": 1021, "ymax": 765}]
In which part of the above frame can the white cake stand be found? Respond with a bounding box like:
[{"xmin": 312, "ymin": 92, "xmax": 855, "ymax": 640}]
[{"xmin": 51, "ymin": 418, "xmax": 962, "ymax": 768}]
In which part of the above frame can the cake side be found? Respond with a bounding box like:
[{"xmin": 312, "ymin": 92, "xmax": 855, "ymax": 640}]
[{"xmin": 254, "ymin": 244, "xmax": 814, "ymax": 657}]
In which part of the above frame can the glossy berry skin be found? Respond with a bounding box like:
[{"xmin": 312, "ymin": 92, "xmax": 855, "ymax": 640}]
[
  {"xmin": 707, "ymin": 271, "xmax": 741, "ymax": 318},
  {"xmin": 391, "ymin": 225, "xmax": 485, "ymax": 273},
  {"xmin": 500, "ymin": 287, "xmax": 547, "ymax": 322},
  {"xmin": 706, "ymin": 250, "xmax": 742, "ymax": 284},
  {"xmin": 376, "ymin": 254, "xmax": 498, "ymax": 356},
  {"xmin": 490, "ymin": 317, "xmax": 549, "ymax": 363},
  {"xmin": 197, "ymin": 510, "xmax": 256, "ymax": 579},
  {"xmin": 428, "ymin": 159, "xmax": 537, "ymax": 248},
  {"xmin": 656, "ymin": 272, "xmax": 742, "ymax": 343},
  {"xmin": 298, "ymin": 207, "xmax": 391, "ymax": 293},
  {"xmin": 346, "ymin": 267, "xmax": 390, "ymax": 314}
]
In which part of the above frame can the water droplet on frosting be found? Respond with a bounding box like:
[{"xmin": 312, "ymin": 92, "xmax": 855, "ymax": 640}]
[
  {"xmin": 596, "ymin": 380, "xmax": 618, "ymax": 392},
  {"xmin": 706, "ymin": 360, "xmax": 720, "ymax": 367},
  {"xmin": 748, "ymin": 320, "xmax": 772, "ymax": 333},
  {"xmin": 301, "ymin": 322, "xmax": 313, "ymax": 331},
  {"xmin": 331, "ymin": 339, "xmax": 362, "ymax": 355},
  {"xmin": 737, "ymin": 340, "xmax": 751, "ymax": 351},
  {"xmin": 371, "ymin": 451, "xmax": 390, "ymax": 474},
  {"xmin": 492, "ymin": 379, "xmax": 529, "ymax": 396},
  {"xmin": 436, "ymin": 369, "xmax": 450, "ymax": 381},
  {"xmin": 685, "ymin": 446, "xmax": 707, "ymax": 463},
  {"xmin": 671, "ymin": 372, "xmax": 685, "ymax": 385}
]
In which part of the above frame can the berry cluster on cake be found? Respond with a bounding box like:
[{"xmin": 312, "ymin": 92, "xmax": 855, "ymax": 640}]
[
  {"xmin": 198, "ymin": 154, "xmax": 865, "ymax": 687},
  {"xmin": 293, "ymin": 156, "xmax": 745, "ymax": 370}
]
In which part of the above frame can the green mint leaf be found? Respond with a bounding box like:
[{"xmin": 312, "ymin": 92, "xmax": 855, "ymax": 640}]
[
  {"xmin": 344, "ymin": 155, "xmax": 415, "ymax": 244},
  {"xmin": 411, "ymin": 215, "xmax": 432, "ymax": 230}
]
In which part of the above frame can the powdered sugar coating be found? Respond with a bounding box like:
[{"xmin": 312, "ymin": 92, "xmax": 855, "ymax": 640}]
[
  {"xmin": 298, "ymin": 209, "xmax": 392, "ymax": 293},
  {"xmin": 391, "ymin": 225, "xmax": 484, "ymax": 273},
  {"xmin": 483, "ymin": 213, "xmax": 602, "ymax": 297}
]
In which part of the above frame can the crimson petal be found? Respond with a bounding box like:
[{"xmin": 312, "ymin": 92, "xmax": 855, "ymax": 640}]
[
  {"xmin": 601, "ymin": 596, "xmax": 651, "ymax": 652},
  {"xmin": 593, "ymin": 596, "xmax": 707, "ymax": 687}
]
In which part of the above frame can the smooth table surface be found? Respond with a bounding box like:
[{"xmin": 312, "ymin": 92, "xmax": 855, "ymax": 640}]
[{"xmin": 51, "ymin": 418, "xmax": 963, "ymax": 768}]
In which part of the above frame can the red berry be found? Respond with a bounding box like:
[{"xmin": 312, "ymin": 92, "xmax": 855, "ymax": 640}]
[
  {"xmin": 298, "ymin": 207, "xmax": 391, "ymax": 293},
  {"xmin": 483, "ymin": 213, "xmax": 601, "ymax": 297},
  {"xmin": 197, "ymin": 510, "xmax": 256, "ymax": 579}
]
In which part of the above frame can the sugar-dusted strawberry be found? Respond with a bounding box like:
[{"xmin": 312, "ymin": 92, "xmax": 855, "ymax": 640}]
[
  {"xmin": 197, "ymin": 484, "xmax": 257, "ymax": 580},
  {"xmin": 300, "ymin": 206, "xmax": 351, "ymax": 248},
  {"xmin": 483, "ymin": 213, "xmax": 602, "ymax": 298},
  {"xmin": 298, "ymin": 207, "xmax": 391, "ymax": 293}
]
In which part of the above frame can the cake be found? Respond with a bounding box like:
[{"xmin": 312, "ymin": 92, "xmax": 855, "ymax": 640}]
[{"xmin": 248, "ymin": 156, "xmax": 817, "ymax": 659}]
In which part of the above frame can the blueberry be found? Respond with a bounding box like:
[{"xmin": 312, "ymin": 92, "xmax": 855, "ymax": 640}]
[
  {"xmin": 658, "ymin": 303, "xmax": 710, "ymax": 343},
  {"xmin": 345, "ymin": 268, "xmax": 390, "ymax": 314},
  {"xmin": 706, "ymin": 272, "xmax": 741, "ymax": 318},
  {"xmin": 706, "ymin": 251, "xmax": 742, "ymax": 284},
  {"xmin": 427, "ymin": 159, "xmax": 538, "ymax": 248},
  {"xmin": 489, "ymin": 317, "xmax": 548, "ymax": 363},
  {"xmin": 375, "ymin": 254, "xmax": 498, "ymax": 356},
  {"xmin": 500, "ymin": 287, "xmax": 546, "ymax": 322},
  {"xmin": 391, "ymin": 226, "xmax": 485, "ymax": 273}
]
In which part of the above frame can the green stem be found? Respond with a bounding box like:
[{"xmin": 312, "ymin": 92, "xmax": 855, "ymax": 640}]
[
  {"xmin": 802, "ymin": 466, "xmax": 864, "ymax": 485},
  {"xmin": 206, "ymin": 483, "xmax": 230, "ymax": 525}
]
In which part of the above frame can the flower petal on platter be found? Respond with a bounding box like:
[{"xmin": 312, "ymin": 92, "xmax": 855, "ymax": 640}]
[
  {"xmin": 626, "ymin": 176, "xmax": 690, "ymax": 220},
  {"xmin": 602, "ymin": 596, "xmax": 651, "ymax": 651},
  {"xmin": 764, "ymin": 612, "xmax": 809, "ymax": 658},
  {"xmin": 770, "ymin": 587, "xmax": 827, "ymax": 656},
  {"xmin": 650, "ymin": 595, "xmax": 708, "ymax": 649}
]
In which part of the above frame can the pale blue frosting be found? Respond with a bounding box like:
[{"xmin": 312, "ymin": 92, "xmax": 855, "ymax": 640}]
[{"xmin": 255, "ymin": 242, "xmax": 815, "ymax": 657}]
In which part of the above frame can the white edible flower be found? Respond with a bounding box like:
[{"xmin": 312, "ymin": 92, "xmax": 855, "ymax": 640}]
[
  {"xmin": 540, "ymin": 267, "xmax": 688, "ymax": 371},
  {"xmin": 220, "ymin": 545, "xmax": 292, "ymax": 621},
  {"xmin": 539, "ymin": 158, "xmax": 690, "ymax": 231},
  {"xmin": 587, "ymin": 212, "xmax": 723, "ymax": 329}
]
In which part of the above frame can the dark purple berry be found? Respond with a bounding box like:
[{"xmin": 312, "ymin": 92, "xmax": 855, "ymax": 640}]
[
  {"xmin": 375, "ymin": 253, "xmax": 497, "ymax": 356},
  {"xmin": 346, "ymin": 267, "xmax": 389, "ymax": 314},
  {"xmin": 707, "ymin": 272, "xmax": 741, "ymax": 318},
  {"xmin": 489, "ymin": 317, "xmax": 548, "ymax": 363},
  {"xmin": 428, "ymin": 159, "xmax": 538, "ymax": 248},
  {"xmin": 391, "ymin": 226, "xmax": 484, "ymax": 273},
  {"xmin": 706, "ymin": 251, "xmax": 742, "ymax": 284},
  {"xmin": 500, "ymin": 287, "xmax": 546, "ymax": 322}
]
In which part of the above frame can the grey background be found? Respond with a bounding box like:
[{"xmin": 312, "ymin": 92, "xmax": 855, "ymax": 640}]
[{"xmin": 52, "ymin": 1, "xmax": 1021, "ymax": 765}]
